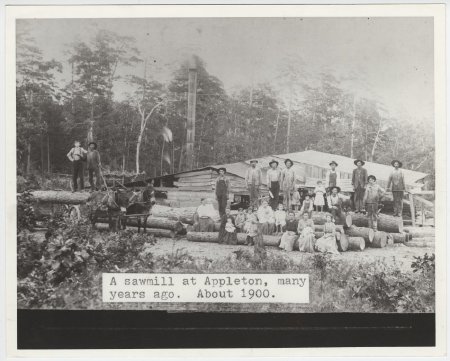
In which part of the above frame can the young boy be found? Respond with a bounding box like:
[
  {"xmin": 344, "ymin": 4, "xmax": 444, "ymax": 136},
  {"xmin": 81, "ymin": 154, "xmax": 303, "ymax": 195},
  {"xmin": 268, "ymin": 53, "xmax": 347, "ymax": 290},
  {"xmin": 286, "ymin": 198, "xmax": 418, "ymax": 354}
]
[
  {"xmin": 274, "ymin": 203, "xmax": 287, "ymax": 235},
  {"xmin": 300, "ymin": 193, "xmax": 314, "ymax": 219},
  {"xmin": 234, "ymin": 207, "xmax": 247, "ymax": 233},
  {"xmin": 245, "ymin": 218, "xmax": 258, "ymax": 246},
  {"xmin": 363, "ymin": 175, "xmax": 385, "ymax": 230}
]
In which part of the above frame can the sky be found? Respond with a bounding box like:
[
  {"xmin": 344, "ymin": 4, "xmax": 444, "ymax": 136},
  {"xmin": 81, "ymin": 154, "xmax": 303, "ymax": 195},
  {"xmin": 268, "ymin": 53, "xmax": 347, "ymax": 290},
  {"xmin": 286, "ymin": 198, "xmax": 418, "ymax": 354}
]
[{"xmin": 18, "ymin": 17, "xmax": 434, "ymax": 122}]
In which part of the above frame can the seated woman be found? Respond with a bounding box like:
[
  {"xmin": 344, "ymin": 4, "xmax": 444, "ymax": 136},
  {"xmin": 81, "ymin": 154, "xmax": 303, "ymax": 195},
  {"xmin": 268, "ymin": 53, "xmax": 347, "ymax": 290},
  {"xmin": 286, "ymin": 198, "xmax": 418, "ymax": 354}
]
[
  {"xmin": 257, "ymin": 200, "xmax": 275, "ymax": 235},
  {"xmin": 297, "ymin": 212, "xmax": 315, "ymax": 253},
  {"xmin": 314, "ymin": 213, "xmax": 340, "ymax": 255},
  {"xmin": 279, "ymin": 211, "xmax": 298, "ymax": 252},
  {"xmin": 193, "ymin": 198, "xmax": 218, "ymax": 232}
]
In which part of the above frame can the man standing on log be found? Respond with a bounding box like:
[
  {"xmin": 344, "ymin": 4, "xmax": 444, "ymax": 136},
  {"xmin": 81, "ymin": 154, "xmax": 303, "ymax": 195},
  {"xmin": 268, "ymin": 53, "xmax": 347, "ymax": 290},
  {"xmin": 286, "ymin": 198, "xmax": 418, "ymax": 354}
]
[
  {"xmin": 245, "ymin": 160, "xmax": 262, "ymax": 209},
  {"xmin": 387, "ymin": 160, "xmax": 405, "ymax": 217},
  {"xmin": 215, "ymin": 167, "xmax": 230, "ymax": 217},
  {"xmin": 266, "ymin": 160, "xmax": 281, "ymax": 210},
  {"xmin": 363, "ymin": 175, "xmax": 385, "ymax": 230},
  {"xmin": 281, "ymin": 158, "xmax": 296, "ymax": 211},
  {"xmin": 67, "ymin": 140, "xmax": 87, "ymax": 192},
  {"xmin": 326, "ymin": 161, "xmax": 339, "ymax": 191},
  {"xmin": 87, "ymin": 142, "xmax": 101, "ymax": 192},
  {"xmin": 352, "ymin": 159, "xmax": 368, "ymax": 213}
]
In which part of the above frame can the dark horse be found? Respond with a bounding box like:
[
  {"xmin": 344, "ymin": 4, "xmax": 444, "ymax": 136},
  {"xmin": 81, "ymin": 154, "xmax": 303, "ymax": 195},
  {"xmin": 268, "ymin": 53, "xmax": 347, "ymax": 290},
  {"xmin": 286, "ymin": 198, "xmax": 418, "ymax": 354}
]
[{"xmin": 121, "ymin": 183, "xmax": 156, "ymax": 233}]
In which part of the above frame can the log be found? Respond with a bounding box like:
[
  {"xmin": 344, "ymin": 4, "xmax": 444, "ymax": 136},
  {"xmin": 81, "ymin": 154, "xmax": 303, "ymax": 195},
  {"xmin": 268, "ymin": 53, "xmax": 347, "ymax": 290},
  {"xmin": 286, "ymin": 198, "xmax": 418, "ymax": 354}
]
[
  {"xmin": 390, "ymin": 232, "xmax": 408, "ymax": 244},
  {"xmin": 370, "ymin": 231, "xmax": 387, "ymax": 248},
  {"xmin": 337, "ymin": 233, "xmax": 349, "ymax": 252},
  {"xmin": 146, "ymin": 217, "xmax": 185, "ymax": 233},
  {"xmin": 347, "ymin": 236, "xmax": 365, "ymax": 251},
  {"xmin": 404, "ymin": 240, "xmax": 435, "ymax": 248},
  {"xmin": 30, "ymin": 190, "xmax": 91, "ymax": 204},
  {"xmin": 311, "ymin": 213, "xmax": 327, "ymax": 225},
  {"xmin": 314, "ymin": 224, "xmax": 344, "ymax": 233},
  {"xmin": 95, "ymin": 223, "xmax": 175, "ymax": 238},
  {"xmin": 348, "ymin": 212, "xmax": 404, "ymax": 233},
  {"xmin": 151, "ymin": 205, "xmax": 198, "ymax": 224},
  {"xmin": 403, "ymin": 228, "xmax": 435, "ymax": 238},
  {"xmin": 186, "ymin": 232, "xmax": 281, "ymax": 247},
  {"xmin": 345, "ymin": 226, "xmax": 375, "ymax": 243},
  {"xmin": 409, "ymin": 237, "xmax": 435, "ymax": 243}
]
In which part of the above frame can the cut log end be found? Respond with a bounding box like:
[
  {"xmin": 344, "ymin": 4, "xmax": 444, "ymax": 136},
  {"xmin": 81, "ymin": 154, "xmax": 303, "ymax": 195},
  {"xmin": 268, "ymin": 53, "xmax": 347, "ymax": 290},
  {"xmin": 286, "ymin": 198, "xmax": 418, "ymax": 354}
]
[{"xmin": 348, "ymin": 236, "xmax": 365, "ymax": 251}]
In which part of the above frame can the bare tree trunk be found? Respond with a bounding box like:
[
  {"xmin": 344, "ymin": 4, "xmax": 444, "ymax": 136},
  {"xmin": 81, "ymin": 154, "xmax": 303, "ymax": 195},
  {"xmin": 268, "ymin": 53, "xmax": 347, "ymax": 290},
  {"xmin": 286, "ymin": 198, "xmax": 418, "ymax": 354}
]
[
  {"xmin": 47, "ymin": 133, "xmax": 51, "ymax": 173},
  {"xmin": 40, "ymin": 133, "xmax": 44, "ymax": 174},
  {"xmin": 87, "ymin": 102, "xmax": 94, "ymax": 143},
  {"xmin": 26, "ymin": 143, "xmax": 31, "ymax": 175},
  {"xmin": 136, "ymin": 131, "xmax": 143, "ymax": 174},
  {"xmin": 160, "ymin": 138, "xmax": 165, "ymax": 176},
  {"xmin": 273, "ymin": 108, "xmax": 280, "ymax": 153},
  {"xmin": 350, "ymin": 96, "xmax": 356, "ymax": 158},
  {"xmin": 370, "ymin": 117, "xmax": 383, "ymax": 161},
  {"xmin": 171, "ymin": 141, "xmax": 175, "ymax": 174},
  {"xmin": 286, "ymin": 95, "xmax": 292, "ymax": 153}
]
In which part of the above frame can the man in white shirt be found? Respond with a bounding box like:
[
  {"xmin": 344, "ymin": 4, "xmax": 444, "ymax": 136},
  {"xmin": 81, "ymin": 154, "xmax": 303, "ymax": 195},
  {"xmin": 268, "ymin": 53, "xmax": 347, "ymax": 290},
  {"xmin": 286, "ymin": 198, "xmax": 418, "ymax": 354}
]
[{"xmin": 67, "ymin": 140, "xmax": 87, "ymax": 192}]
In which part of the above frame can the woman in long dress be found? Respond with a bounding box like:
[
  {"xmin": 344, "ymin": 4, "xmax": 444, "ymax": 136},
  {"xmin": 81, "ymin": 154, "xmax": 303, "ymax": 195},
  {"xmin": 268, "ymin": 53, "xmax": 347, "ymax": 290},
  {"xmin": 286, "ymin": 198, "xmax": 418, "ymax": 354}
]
[
  {"xmin": 257, "ymin": 200, "xmax": 275, "ymax": 235},
  {"xmin": 315, "ymin": 213, "xmax": 340, "ymax": 255},
  {"xmin": 297, "ymin": 212, "xmax": 315, "ymax": 253},
  {"xmin": 279, "ymin": 211, "xmax": 298, "ymax": 252}
]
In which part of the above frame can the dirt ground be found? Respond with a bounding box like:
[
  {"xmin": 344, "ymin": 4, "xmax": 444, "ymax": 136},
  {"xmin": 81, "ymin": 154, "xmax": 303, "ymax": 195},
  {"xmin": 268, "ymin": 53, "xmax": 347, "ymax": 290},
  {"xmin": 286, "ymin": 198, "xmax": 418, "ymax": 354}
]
[{"xmin": 150, "ymin": 236, "xmax": 434, "ymax": 273}]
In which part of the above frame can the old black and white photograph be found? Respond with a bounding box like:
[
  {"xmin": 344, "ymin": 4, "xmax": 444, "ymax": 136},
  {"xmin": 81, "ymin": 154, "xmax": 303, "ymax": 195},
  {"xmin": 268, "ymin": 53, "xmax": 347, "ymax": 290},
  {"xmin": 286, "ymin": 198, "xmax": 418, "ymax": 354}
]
[{"xmin": 5, "ymin": 3, "xmax": 447, "ymax": 354}]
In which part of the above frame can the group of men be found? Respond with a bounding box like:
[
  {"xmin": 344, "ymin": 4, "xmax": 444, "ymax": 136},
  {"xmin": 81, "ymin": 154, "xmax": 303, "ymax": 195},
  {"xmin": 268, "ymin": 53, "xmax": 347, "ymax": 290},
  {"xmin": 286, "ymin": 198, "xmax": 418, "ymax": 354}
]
[
  {"xmin": 214, "ymin": 157, "xmax": 406, "ymax": 230},
  {"xmin": 67, "ymin": 140, "xmax": 102, "ymax": 192}
]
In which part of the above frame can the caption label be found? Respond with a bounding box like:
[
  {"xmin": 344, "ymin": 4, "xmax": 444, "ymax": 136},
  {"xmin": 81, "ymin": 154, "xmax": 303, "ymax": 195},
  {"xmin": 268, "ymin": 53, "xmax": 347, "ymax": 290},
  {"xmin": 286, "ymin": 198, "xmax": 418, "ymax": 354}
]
[{"xmin": 103, "ymin": 273, "xmax": 309, "ymax": 303}]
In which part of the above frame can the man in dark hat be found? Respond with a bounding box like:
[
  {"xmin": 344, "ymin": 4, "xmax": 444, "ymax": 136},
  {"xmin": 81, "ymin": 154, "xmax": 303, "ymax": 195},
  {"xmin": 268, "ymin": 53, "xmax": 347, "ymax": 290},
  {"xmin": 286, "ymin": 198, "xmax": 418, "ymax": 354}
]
[
  {"xmin": 281, "ymin": 159, "xmax": 296, "ymax": 210},
  {"xmin": 67, "ymin": 140, "xmax": 87, "ymax": 192},
  {"xmin": 245, "ymin": 160, "xmax": 262, "ymax": 209},
  {"xmin": 387, "ymin": 160, "xmax": 405, "ymax": 217},
  {"xmin": 266, "ymin": 160, "xmax": 281, "ymax": 210},
  {"xmin": 87, "ymin": 141, "xmax": 102, "ymax": 192},
  {"xmin": 215, "ymin": 167, "xmax": 230, "ymax": 217},
  {"xmin": 363, "ymin": 175, "xmax": 385, "ymax": 230},
  {"xmin": 351, "ymin": 159, "xmax": 368, "ymax": 213},
  {"xmin": 326, "ymin": 161, "xmax": 339, "ymax": 190}
]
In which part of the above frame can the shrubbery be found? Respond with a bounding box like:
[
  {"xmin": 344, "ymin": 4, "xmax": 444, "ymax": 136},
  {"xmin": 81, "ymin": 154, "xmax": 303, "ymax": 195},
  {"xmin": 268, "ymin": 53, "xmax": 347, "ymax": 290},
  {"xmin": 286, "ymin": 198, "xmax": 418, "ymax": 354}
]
[{"xmin": 17, "ymin": 217, "xmax": 435, "ymax": 312}]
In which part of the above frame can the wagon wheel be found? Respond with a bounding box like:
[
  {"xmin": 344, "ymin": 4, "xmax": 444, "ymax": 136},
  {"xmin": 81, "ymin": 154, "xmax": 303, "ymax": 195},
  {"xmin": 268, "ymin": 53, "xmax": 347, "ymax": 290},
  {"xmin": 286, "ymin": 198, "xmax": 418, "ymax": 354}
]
[{"xmin": 67, "ymin": 205, "xmax": 81, "ymax": 220}]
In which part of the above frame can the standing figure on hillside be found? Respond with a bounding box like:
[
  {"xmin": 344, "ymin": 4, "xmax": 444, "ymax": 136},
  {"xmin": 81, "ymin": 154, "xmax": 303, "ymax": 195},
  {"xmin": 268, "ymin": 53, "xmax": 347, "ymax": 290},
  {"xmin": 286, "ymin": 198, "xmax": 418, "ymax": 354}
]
[
  {"xmin": 266, "ymin": 160, "xmax": 282, "ymax": 210},
  {"xmin": 87, "ymin": 142, "xmax": 101, "ymax": 192},
  {"xmin": 352, "ymin": 159, "xmax": 368, "ymax": 213},
  {"xmin": 313, "ymin": 180, "xmax": 326, "ymax": 212},
  {"xmin": 67, "ymin": 140, "xmax": 87, "ymax": 193},
  {"xmin": 281, "ymin": 158, "xmax": 296, "ymax": 211},
  {"xmin": 245, "ymin": 160, "xmax": 262, "ymax": 210},
  {"xmin": 387, "ymin": 160, "xmax": 406, "ymax": 217},
  {"xmin": 326, "ymin": 161, "xmax": 339, "ymax": 191},
  {"xmin": 364, "ymin": 175, "xmax": 385, "ymax": 230},
  {"xmin": 215, "ymin": 167, "xmax": 230, "ymax": 217}
]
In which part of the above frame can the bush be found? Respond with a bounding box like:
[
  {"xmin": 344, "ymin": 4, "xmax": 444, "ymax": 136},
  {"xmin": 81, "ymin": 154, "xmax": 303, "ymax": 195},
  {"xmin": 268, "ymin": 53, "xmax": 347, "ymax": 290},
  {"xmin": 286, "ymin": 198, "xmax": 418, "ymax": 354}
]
[{"xmin": 17, "ymin": 192, "xmax": 38, "ymax": 232}]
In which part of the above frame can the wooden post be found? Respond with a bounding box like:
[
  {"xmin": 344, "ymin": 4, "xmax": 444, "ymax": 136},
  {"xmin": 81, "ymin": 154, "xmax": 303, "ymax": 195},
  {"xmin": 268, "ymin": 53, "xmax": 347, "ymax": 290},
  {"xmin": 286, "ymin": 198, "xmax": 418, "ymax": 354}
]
[
  {"xmin": 185, "ymin": 58, "xmax": 198, "ymax": 171},
  {"xmin": 409, "ymin": 192, "xmax": 416, "ymax": 227}
]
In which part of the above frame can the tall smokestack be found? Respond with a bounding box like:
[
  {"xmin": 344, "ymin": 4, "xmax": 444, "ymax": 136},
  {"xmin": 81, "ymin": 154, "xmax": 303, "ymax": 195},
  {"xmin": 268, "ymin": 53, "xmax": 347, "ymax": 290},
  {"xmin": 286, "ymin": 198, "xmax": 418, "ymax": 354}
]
[{"xmin": 185, "ymin": 57, "xmax": 197, "ymax": 171}]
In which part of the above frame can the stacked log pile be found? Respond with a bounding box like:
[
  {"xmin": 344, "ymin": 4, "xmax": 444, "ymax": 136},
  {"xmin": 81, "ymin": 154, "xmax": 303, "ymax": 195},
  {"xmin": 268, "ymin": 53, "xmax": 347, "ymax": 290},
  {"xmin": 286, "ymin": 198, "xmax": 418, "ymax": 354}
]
[{"xmin": 403, "ymin": 226, "xmax": 435, "ymax": 248}]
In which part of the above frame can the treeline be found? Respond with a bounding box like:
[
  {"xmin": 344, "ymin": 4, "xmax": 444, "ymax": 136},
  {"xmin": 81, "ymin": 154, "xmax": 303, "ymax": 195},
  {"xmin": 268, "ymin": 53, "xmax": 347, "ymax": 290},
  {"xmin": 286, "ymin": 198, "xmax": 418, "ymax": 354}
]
[{"xmin": 16, "ymin": 27, "xmax": 434, "ymax": 180}]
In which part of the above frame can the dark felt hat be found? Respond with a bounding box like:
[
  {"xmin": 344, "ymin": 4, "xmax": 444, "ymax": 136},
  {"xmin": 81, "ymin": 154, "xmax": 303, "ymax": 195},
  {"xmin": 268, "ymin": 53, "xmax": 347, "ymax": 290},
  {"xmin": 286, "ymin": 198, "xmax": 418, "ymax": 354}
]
[
  {"xmin": 354, "ymin": 159, "xmax": 365, "ymax": 166},
  {"xmin": 391, "ymin": 160, "xmax": 403, "ymax": 168},
  {"xmin": 368, "ymin": 175, "xmax": 377, "ymax": 181},
  {"xmin": 329, "ymin": 161, "xmax": 338, "ymax": 166},
  {"xmin": 284, "ymin": 158, "xmax": 293, "ymax": 166},
  {"xmin": 269, "ymin": 159, "xmax": 279, "ymax": 167},
  {"xmin": 217, "ymin": 167, "xmax": 227, "ymax": 173},
  {"xmin": 330, "ymin": 186, "xmax": 341, "ymax": 193},
  {"xmin": 88, "ymin": 141, "xmax": 97, "ymax": 149},
  {"xmin": 249, "ymin": 159, "xmax": 258, "ymax": 164}
]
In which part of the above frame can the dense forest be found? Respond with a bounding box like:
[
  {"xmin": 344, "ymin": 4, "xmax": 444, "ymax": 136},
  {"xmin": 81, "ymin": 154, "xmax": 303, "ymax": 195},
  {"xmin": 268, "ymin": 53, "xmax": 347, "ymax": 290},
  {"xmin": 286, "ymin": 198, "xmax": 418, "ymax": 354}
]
[{"xmin": 16, "ymin": 27, "xmax": 435, "ymax": 179}]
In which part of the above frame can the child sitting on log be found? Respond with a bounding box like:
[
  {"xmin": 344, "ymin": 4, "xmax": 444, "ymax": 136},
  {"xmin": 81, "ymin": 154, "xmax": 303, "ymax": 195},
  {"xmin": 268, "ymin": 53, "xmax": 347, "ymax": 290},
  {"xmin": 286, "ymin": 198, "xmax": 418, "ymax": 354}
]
[
  {"xmin": 274, "ymin": 203, "xmax": 287, "ymax": 235},
  {"xmin": 234, "ymin": 207, "xmax": 246, "ymax": 233},
  {"xmin": 245, "ymin": 218, "xmax": 258, "ymax": 246},
  {"xmin": 300, "ymin": 193, "xmax": 314, "ymax": 219}
]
